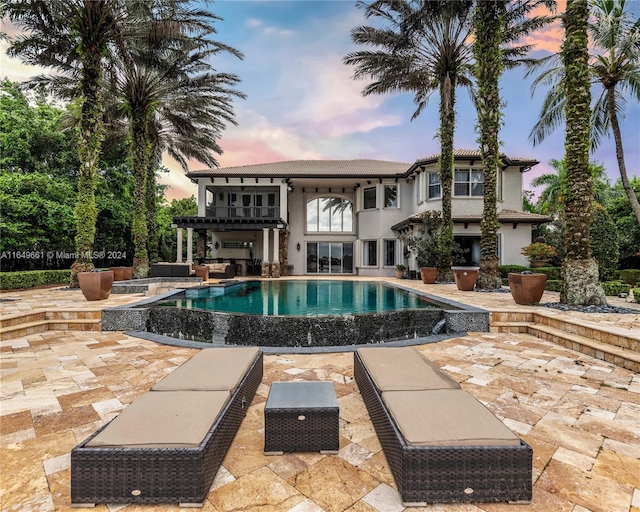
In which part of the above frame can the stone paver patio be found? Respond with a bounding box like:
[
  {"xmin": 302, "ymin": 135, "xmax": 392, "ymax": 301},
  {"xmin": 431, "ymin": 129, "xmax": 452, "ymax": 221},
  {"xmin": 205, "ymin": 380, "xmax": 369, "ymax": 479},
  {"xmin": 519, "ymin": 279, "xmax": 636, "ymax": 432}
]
[{"xmin": 1, "ymin": 279, "xmax": 639, "ymax": 511}]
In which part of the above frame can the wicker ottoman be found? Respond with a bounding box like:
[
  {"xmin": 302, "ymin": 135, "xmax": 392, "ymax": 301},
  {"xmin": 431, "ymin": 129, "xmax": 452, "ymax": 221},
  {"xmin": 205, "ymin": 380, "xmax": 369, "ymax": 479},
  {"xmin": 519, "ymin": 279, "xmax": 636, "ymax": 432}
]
[{"xmin": 264, "ymin": 381, "xmax": 339, "ymax": 455}]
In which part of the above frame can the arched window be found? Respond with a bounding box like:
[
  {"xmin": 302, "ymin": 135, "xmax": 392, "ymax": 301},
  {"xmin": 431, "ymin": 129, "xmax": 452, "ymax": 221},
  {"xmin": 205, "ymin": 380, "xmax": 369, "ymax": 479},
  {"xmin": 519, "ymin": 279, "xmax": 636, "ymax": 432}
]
[{"xmin": 306, "ymin": 197, "xmax": 353, "ymax": 232}]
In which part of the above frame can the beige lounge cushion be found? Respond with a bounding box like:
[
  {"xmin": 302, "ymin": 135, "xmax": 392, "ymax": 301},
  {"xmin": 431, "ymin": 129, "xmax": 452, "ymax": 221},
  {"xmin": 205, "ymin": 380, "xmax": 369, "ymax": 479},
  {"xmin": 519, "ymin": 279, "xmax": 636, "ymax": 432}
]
[
  {"xmin": 152, "ymin": 347, "xmax": 260, "ymax": 392},
  {"xmin": 382, "ymin": 389, "xmax": 522, "ymax": 447},
  {"xmin": 357, "ymin": 347, "xmax": 459, "ymax": 391},
  {"xmin": 86, "ymin": 391, "xmax": 230, "ymax": 448},
  {"xmin": 209, "ymin": 263, "xmax": 228, "ymax": 272}
]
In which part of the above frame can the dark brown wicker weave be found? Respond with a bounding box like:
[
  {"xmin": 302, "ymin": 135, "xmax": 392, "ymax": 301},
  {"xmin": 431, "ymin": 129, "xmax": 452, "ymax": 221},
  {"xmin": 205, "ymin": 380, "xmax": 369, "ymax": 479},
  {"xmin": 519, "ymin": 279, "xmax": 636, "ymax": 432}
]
[
  {"xmin": 264, "ymin": 382, "xmax": 339, "ymax": 454},
  {"xmin": 70, "ymin": 351, "xmax": 263, "ymax": 507},
  {"xmin": 354, "ymin": 352, "xmax": 532, "ymax": 506}
]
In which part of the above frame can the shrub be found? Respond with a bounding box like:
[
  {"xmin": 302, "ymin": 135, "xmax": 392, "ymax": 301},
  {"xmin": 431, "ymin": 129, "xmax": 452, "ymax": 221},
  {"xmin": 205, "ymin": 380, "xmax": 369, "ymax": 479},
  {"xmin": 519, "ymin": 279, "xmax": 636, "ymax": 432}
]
[
  {"xmin": 545, "ymin": 280, "xmax": 563, "ymax": 292},
  {"xmin": 634, "ymin": 288, "xmax": 640, "ymax": 303},
  {"xmin": 591, "ymin": 204, "xmax": 619, "ymax": 280},
  {"xmin": 498, "ymin": 265, "xmax": 529, "ymax": 278},
  {"xmin": 618, "ymin": 269, "xmax": 640, "ymax": 286},
  {"xmin": 600, "ymin": 281, "xmax": 631, "ymax": 296},
  {"xmin": 531, "ymin": 266, "xmax": 562, "ymax": 280},
  {"xmin": 0, "ymin": 270, "xmax": 70, "ymax": 290},
  {"xmin": 521, "ymin": 242, "xmax": 558, "ymax": 262}
]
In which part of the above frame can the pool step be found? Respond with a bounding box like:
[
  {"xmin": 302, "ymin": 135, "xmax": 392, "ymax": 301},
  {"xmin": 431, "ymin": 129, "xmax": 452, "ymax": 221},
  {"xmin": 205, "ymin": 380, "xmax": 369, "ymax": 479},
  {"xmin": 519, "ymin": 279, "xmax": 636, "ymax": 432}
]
[
  {"xmin": 490, "ymin": 311, "xmax": 640, "ymax": 372},
  {"xmin": 0, "ymin": 310, "xmax": 101, "ymax": 341}
]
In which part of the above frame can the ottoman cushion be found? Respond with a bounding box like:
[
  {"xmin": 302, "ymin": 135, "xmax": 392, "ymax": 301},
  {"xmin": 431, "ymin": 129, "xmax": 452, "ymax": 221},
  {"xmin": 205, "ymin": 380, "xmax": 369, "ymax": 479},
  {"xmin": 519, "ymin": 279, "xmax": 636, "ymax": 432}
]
[
  {"xmin": 382, "ymin": 389, "xmax": 522, "ymax": 447},
  {"xmin": 357, "ymin": 347, "xmax": 459, "ymax": 391},
  {"xmin": 86, "ymin": 390, "xmax": 230, "ymax": 448}
]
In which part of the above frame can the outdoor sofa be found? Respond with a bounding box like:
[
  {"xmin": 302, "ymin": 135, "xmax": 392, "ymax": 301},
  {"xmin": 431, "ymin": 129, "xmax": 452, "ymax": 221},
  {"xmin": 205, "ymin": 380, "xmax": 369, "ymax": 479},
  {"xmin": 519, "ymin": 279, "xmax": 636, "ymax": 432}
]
[
  {"xmin": 204, "ymin": 262, "xmax": 235, "ymax": 279},
  {"xmin": 149, "ymin": 262, "xmax": 193, "ymax": 277},
  {"xmin": 71, "ymin": 347, "xmax": 263, "ymax": 507},
  {"xmin": 354, "ymin": 346, "xmax": 532, "ymax": 506}
]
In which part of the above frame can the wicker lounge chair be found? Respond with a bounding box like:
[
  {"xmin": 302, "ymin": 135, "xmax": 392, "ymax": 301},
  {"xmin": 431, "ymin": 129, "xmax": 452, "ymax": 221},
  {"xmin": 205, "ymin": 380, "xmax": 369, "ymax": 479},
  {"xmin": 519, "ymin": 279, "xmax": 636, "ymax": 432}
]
[
  {"xmin": 354, "ymin": 347, "xmax": 532, "ymax": 506},
  {"xmin": 71, "ymin": 347, "xmax": 262, "ymax": 507}
]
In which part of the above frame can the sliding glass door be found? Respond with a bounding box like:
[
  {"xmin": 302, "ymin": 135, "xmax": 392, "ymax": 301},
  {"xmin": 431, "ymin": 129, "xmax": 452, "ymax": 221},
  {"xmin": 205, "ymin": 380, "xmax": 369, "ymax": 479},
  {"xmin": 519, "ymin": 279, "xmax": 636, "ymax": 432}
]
[{"xmin": 306, "ymin": 242, "xmax": 354, "ymax": 274}]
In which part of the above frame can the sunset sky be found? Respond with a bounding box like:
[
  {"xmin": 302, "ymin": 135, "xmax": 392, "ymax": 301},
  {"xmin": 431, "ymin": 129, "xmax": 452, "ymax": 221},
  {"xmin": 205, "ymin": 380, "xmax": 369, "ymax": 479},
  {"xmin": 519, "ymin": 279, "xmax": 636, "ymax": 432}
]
[{"xmin": 2, "ymin": 0, "xmax": 638, "ymax": 200}]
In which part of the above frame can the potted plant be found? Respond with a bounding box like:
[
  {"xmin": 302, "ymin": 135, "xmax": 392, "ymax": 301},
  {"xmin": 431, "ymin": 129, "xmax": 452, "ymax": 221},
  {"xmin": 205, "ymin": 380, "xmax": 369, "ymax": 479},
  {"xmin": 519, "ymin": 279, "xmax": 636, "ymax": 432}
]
[
  {"xmin": 395, "ymin": 264, "xmax": 406, "ymax": 279},
  {"xmin": 521, "ymin": 242, "xmax": 558, "ymax": 268},
  {"xmin": 77, "ymin": 269, "xmax": 114, "ymax": 301},
  {"xmin": 405, "ymin": 211, "xmax": 440, "ymax": 284},
  {"xmin": 451, "ymin": 265, "xmax": 480, "ymax": 291},
  {"xmin": 508, "ymin": 270, "xmax": 547, "ymax": 305}
]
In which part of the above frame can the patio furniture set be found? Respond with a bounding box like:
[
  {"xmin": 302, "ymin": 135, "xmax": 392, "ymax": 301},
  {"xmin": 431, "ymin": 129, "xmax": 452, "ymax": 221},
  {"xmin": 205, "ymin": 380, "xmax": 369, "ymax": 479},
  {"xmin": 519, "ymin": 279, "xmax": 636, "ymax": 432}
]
[{"xmin": 70, "ymin": 346, "xmax": 532, "ymax": 508}]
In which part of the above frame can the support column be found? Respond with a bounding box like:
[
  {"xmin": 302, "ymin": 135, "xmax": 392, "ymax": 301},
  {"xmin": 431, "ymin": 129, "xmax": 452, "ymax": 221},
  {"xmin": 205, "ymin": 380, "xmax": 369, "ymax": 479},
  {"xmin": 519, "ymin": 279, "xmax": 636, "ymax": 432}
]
[
  {"xmin": 196, "ymin": 230, "xmax": 206, "ymax": 262},
  {"xmin": 176, "ymin": 228, "xmax": 183, "ymax": 263},
  {"xmin": 262, "ymin": 228, "xmax": 270, "ymax": 278},
  {"xmin": 271, "ymin": 228, "xmax": 281, "ymax": 278},
  {"xmin": 186, "ymin": 228, "xmax": 194, "ymax": 264}
]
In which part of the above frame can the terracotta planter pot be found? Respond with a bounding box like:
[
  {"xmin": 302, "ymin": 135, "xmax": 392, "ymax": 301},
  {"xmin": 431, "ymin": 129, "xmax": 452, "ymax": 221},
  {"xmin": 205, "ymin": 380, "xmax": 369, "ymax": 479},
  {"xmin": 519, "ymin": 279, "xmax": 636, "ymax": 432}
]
[
  {"xmin": 109, "ymin": 267, "xmax": 125, "ymax": 281},
  {"xmin": 529, "ymin": 260, "xmax": 550, "ymax": 268},
  {"xmin": 122, "ymin": 267, "xmax": 133, "ymax": 280},
  {"xmin": 452, "ymin": 266, "xmax": 479, "ymax": 291},
  {"xmin": 395, "ymin": 270, "xmax": 404, "ymax": 279},
  {"xmin": 78, "ymin": 271, "xmax": 114, "ymax": 301},
  {"xmin": 508, "ymin": 272, "xmax": 547, "ymax": 305},
  {"xmin": 420, "ymin": 267, "xmax": 437, "ymax": 284}
]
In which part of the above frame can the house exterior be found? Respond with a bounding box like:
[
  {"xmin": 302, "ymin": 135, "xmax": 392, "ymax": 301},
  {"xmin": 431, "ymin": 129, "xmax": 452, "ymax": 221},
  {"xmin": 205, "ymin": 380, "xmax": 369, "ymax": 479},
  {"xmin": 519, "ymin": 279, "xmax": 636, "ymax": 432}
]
[{"xmin": 172, "ymin": 149, "xmax": 549, "ymax": 277}]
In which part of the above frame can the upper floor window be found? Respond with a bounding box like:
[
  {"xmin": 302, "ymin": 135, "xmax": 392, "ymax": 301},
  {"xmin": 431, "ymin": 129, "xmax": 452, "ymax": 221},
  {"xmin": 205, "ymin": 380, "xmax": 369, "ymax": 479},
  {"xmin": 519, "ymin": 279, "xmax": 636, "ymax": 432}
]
[
  {"xmin": 454, "ymin": 169, "xmax": 483, "ymax": 197},
  {"xmin": 428, "ymin": 172, "xmax": 441, "ymax": 199},
  {"xmin": 384, "ymin": 184, "xmax": 398, "ymax": 208},
  {"xmin": 363, "ymin": 187, "xmax": 377, "ymax": 209},
  {"xmin": 306, "ymin": 197, "xmax": 353, "ymax": 232}
]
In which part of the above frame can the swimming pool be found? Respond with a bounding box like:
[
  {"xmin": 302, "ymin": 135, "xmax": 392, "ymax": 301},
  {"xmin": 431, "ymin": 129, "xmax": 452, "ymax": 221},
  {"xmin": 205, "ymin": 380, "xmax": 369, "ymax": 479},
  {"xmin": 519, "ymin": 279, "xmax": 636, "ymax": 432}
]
[
  {"xmin": 155, "ymin": 280, "xmax": 440, "ymax": 316},
  {"xmin": 126, "ymin": 279, "xmax": 488, "ymax": 348}
]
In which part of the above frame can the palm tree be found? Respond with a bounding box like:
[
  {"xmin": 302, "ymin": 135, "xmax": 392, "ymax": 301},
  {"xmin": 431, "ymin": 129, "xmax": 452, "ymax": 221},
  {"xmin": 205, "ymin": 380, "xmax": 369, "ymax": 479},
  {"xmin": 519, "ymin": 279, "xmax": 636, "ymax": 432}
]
[
  {"xmin": 527, "ymin": 0, "xmax": 640, "ymax": 224},
  {"xmin": 109, "ymin": 13, "xmax": 244, "ymax": 276},
  {"xmin": 561, "ymin": 0, "xmax": 606, "ymax": 305},
  {"xmin": 5, "ymin": 0, "xmax": 129, "ymax": 284},
  {"xmin": 473, "ymin": 0, "xmax": 556, "ymax": 289},
  {"xmin": 531, "ymin": 158, "xmax": 610, "ymax": 214},
  {"xmin": 474, "ymin": 1, "xmax": 503, "ymax": 289},
  {"xmin": 344, "ymin": 0, "xmax": 475, "ymax": 281}
]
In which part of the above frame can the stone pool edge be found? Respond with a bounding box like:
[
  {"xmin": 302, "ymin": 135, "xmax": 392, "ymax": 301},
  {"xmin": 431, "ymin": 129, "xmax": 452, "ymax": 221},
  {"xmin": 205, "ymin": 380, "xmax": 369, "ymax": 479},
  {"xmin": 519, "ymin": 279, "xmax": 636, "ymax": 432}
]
[{"xmin": 102, "ymin": 281, "xmax": 489, "ymax": 348}]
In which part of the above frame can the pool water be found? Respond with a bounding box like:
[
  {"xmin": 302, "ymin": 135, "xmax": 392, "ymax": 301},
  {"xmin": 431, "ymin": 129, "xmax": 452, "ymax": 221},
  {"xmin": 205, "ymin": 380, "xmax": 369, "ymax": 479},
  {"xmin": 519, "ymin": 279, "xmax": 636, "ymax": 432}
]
[{"xmin": 157, "ymin": 280, "xmax": 440, "ymax": 316}]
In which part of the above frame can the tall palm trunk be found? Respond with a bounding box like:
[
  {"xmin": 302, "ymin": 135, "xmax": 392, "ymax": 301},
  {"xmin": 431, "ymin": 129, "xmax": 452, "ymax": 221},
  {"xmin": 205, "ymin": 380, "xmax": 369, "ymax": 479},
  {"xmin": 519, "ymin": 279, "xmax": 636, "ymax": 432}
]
[
  {"xmin": 71, "ymin": 52, "xmax": 104, "ymax": 286},
  {"xmin": 606, "ymin": 87, "xmax": 640, "ymax": 224},
  {"xmin": 475, "ymin": 0, "xmax": 503, "ymax": 290},
  {"xmin": 146, "ymin": 150, "xmax": 159, "ymax": 263},
  {"xmin": 131, "ymin": 113, "xmax": 151, "ymax": 278},
  {"xmin": 561, "ymin": 0, "xmax": 606, "ymax": 305},
  {"xmin": 437, "ymin": 73, "xmax": 456, "ymax": 282}
]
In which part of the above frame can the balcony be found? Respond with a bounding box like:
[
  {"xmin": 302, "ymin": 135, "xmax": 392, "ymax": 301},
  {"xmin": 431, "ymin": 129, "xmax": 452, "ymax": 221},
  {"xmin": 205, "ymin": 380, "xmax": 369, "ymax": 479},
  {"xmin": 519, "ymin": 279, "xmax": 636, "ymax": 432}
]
[{"xmin": 173, "ymin": 206, "xmax": 284, "ymax": 231}]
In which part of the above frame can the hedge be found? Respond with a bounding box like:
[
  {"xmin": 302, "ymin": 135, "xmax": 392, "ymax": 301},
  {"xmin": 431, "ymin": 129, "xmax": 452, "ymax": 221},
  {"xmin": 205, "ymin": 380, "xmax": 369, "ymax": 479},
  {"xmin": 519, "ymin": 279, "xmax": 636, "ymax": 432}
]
[
  {"xmin": 545, "ymin": 280, "xmax": 563, "ymax": 292},
  {"xmin": 634, "ymin": 288, "xmax": 640, "ymax": 303},
  {"xmin": 0, "ymin": 270, "xmax": 71, "ymax": 290},
  {"xmin": 617, "ymin": 269, "xmax": 640, "ymax": 287},
  {"xmin": 600, "ymin": 281, "xmax": 631, "ymax": 296},
  {"xmin": 497, "ymin": 265, "xmax": 529, "ymax": 278}
]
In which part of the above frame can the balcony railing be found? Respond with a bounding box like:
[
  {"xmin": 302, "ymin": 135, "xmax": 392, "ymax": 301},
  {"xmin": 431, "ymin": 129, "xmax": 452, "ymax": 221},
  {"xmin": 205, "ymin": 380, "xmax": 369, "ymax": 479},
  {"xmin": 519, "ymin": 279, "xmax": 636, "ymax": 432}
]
[{"xmin": 206, "ymin": 206, "xmax": 280, "ymax": 221}]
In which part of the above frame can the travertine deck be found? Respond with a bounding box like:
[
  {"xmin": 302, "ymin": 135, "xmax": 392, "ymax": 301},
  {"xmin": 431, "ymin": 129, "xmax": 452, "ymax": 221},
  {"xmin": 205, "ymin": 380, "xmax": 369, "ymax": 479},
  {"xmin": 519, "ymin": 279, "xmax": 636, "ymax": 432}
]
[{"xmin": 1, "ymin": 279, "xmax": 639, "ymax": 511}]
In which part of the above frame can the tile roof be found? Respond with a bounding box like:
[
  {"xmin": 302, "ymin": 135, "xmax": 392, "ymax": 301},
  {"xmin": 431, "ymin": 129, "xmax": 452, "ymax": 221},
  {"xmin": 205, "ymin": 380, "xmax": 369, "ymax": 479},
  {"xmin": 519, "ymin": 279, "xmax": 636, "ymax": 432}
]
[
  {"xmin": 411, "ymin": 149, "xmax": 539, "ymax": 169},
  {"xmin": 187, "ymin": 159, "xmax": 412, "ymax": 178},
  {"xmin": 187, "ymin": 150, "xmax": 539, "ymax": 179},
  {"xmin": 391, "ymin": 209, "xmax": 551, "ymax": 231}
]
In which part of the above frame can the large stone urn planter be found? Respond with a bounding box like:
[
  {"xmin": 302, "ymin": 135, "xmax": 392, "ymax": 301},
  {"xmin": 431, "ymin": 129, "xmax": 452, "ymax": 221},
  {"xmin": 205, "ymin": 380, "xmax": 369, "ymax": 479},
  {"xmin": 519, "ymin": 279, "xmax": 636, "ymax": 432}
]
[
  {"xmin": 529, "ymin": 260, "xmax": 550, "ymax": 269},
  {"xmin": 420, "ymin": 267, "xmax": 437, "ymax": 284},
  {"xmin": 451, "ymin": 266, "xmax": 479, "ymax": 291},
  {"xmin": 78, "ymin": 271, "xmax": 114, "ymax": 301},
  {"xmin": 508, "ymin": 272, "xmax": 547, "ymax": 305},
  {"xmin": 109, "ymin": 267, "xmax": 125, "ymax": 281}
]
